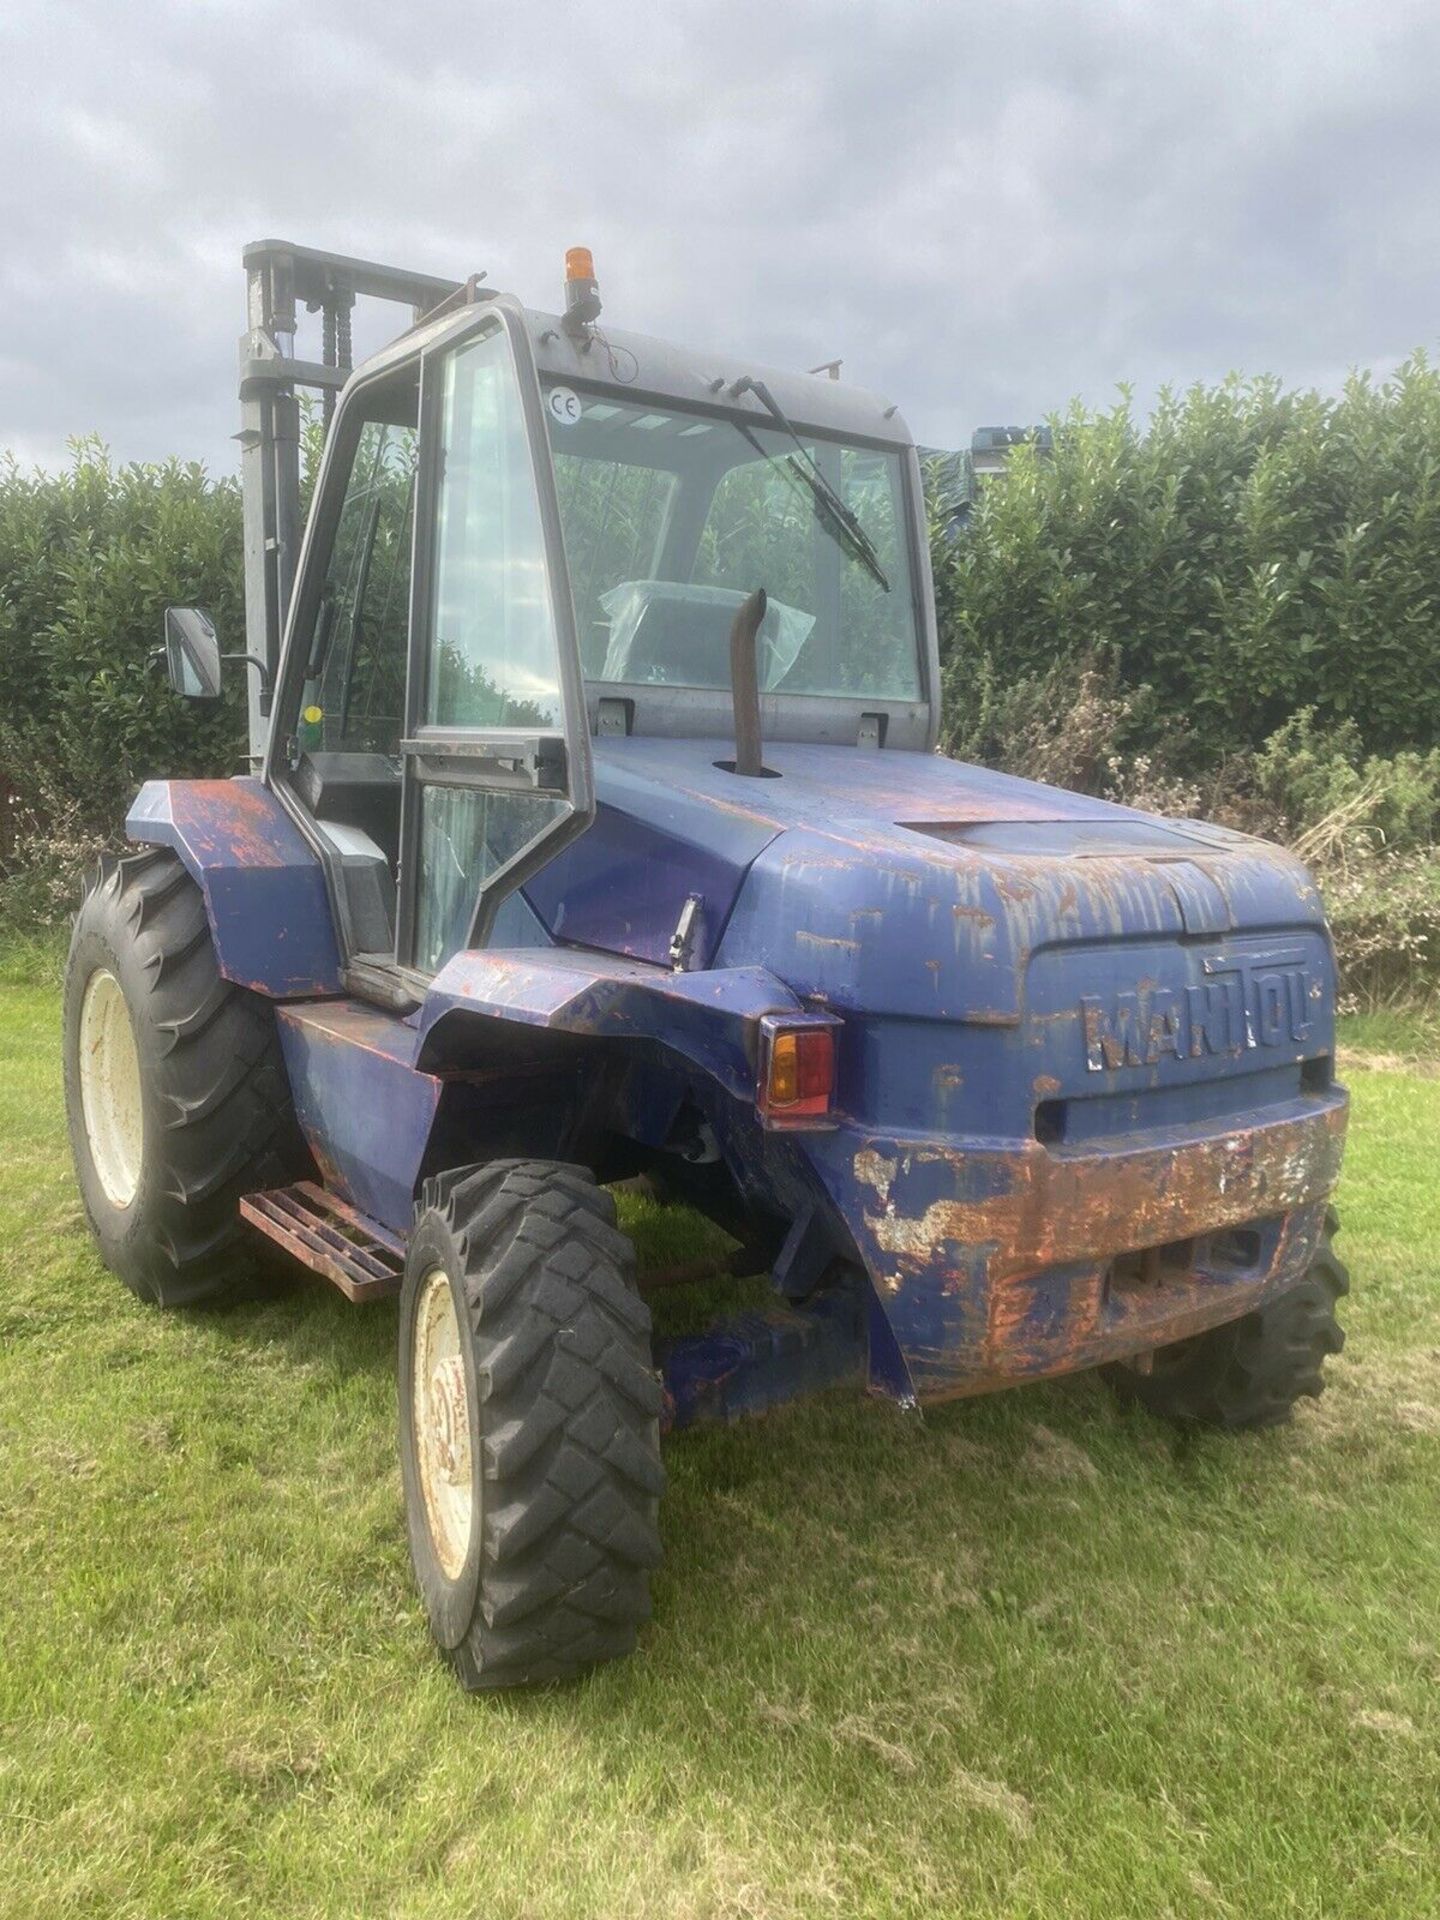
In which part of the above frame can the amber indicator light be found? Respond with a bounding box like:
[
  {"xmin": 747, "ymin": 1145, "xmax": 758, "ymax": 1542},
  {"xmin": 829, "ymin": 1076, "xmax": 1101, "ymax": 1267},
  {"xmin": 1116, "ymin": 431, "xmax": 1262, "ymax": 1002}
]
[{"xmin": 760, "ymin": 1024, "xmax": 835, "ymax": 1121}]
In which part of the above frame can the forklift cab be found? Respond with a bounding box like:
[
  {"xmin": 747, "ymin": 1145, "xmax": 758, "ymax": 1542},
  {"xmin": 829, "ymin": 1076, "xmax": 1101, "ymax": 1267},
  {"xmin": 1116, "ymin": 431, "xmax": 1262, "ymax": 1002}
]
[{"xmin": 167, "ymin": 242, "xmax": 935, "ymax": 1000}]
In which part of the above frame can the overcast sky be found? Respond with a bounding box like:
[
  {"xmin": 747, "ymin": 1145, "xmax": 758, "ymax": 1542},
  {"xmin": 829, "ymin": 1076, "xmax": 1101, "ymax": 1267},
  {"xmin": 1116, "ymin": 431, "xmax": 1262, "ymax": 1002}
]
[{"xmin": 2, "ymin": 0, "xmax": 1437, "ymax": 475}]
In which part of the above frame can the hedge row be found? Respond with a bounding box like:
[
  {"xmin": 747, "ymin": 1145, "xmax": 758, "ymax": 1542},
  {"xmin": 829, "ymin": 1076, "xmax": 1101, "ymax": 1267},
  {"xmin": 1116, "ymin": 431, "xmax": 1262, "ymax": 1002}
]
[
  {"xmin": 0, "ymin": 440, "xmax": 247, "ymax": 859},
  {"xmin": 933, "ymin": 355, "xmax": 1440, "ymax": 763}
]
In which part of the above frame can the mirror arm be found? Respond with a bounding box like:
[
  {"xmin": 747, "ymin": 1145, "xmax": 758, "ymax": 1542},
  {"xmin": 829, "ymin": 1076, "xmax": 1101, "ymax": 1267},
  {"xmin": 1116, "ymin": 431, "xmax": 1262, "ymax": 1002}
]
[{"xmin": 221, "ymin": 652, "xmax": 274, "ymax": 716}]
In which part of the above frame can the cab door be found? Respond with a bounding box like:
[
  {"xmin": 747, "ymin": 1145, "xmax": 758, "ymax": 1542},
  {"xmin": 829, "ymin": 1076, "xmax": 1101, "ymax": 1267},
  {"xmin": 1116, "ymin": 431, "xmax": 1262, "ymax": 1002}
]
[{"xmin": 397, "ymin": 296, "xmax": 593, "ymax": 975}]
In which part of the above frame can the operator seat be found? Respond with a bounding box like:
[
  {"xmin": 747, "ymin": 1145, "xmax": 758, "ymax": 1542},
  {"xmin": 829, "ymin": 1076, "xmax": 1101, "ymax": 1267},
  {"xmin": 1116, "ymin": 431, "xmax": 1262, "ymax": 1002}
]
[{"xmin": 295, "ymin": 751, "xmax": 403, "ymax": 867}]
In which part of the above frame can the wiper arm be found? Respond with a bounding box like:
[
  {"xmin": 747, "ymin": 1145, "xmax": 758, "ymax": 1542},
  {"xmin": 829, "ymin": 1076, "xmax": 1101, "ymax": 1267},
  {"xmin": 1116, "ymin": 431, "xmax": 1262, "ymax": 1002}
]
[{"xmin": 731, "ymin": 377, "xmax": 890, "ymax": 592}]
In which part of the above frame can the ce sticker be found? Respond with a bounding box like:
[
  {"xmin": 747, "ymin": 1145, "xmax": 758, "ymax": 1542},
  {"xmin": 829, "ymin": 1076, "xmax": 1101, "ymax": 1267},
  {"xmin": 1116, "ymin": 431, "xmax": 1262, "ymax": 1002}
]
[{"xmin": 547, "ymin": 386, "xmax": 582, "ymax": 427}]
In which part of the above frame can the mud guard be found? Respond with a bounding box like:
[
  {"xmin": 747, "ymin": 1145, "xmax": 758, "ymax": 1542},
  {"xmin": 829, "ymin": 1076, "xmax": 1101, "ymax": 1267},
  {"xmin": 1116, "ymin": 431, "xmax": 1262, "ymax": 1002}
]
[
  {"xmin": 419, "ymin": 952, "xmax": 923, "ymax": 1401},
  {"xmin": 126, "ymin": 778, "xmax": 342, "ymax": 997},
  {"xmin": 272, "ymin": 950, "xmax": 818, "ymax": 1236},
  {"xmin": 417, "ymin": 948, "xmax": 809, "ymax": 1095}
]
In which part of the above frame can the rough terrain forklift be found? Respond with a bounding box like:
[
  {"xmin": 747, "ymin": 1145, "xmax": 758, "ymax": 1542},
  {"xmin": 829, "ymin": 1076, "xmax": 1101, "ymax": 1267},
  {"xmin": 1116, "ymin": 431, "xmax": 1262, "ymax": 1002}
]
[{"xmin": 63, "ymin": 242, "xmax": 1348, "ymax": 1688}]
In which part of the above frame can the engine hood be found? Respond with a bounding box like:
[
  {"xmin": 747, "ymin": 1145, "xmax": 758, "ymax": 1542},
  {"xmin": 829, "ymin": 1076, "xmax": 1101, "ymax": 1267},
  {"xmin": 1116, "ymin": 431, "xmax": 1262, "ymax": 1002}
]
[
  {"xmin": 523, "ymin": 739, "xmax": 1335, "ymax": 1129},
  {"xmin": 526, "ymin": 736, "xmax": 1180, "ymax": 962},
  {"xmin": 526, "ymin": 737, "xmax": 1321, "ymax": 990}
]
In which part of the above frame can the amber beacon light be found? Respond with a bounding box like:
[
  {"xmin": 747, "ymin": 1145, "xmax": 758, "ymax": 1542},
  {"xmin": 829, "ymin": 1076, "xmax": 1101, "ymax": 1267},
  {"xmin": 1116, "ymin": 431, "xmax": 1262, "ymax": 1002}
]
[{"xmin": 562, "ymin": 247, "xmax": 602, "ymax": 336}]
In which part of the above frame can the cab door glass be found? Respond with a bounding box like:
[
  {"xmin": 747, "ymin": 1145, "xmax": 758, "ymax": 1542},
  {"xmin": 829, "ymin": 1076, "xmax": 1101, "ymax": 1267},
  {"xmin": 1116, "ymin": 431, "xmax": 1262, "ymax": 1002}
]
[
  {"xmin": 414, "ymin": 786, "xmax": 562, "ymax": 974},
  {"xmin": 313, "ymin": 420, "xmax": 417, "ymax": 754},
  {"xmin": 426, "ymin": 331, "xmax": 563, "ymax": 730},
  {"xmin": 404, "ymin": 310, "xmax": 589, "ymax": 976},
  {"xmin": 280, "ymin": 386, "xmax": 418, "ymax": 961}
]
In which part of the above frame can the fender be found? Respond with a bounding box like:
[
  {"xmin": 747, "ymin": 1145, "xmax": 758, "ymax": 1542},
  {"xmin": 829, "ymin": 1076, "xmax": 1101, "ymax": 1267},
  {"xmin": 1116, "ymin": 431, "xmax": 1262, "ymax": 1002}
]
[
  {"xmin": 126, "ymin": 777, "xmax": 342, "ymax": 997},
  {"xmin": 274, "ymin": 949, "xmax": 815, "ymax": 1236},
  {"xmin": 418, "ymin": 947, "xmax": 807, "ymax": 1096}
]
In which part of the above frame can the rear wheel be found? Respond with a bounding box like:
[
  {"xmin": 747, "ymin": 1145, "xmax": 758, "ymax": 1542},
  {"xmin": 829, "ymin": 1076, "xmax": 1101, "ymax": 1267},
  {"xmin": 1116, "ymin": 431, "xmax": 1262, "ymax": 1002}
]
[
  {"xmin": 1107, "ymin": 1212, "xmax": 1348, "ymax": 1429},
  {"xmin": 63, "ymin": 847, "xmax": 308, "ymax": 1307},
  {"xmin": 399, "ymin": 1160, "xmax": 664, "ymax": 1690}
]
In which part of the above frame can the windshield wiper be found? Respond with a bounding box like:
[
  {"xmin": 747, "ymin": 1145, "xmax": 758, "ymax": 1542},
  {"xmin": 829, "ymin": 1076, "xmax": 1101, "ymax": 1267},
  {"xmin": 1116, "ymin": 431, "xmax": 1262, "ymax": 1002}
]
[{"xmin": 731, "ymin": 377, "xmax": 890, "ymax": 593}]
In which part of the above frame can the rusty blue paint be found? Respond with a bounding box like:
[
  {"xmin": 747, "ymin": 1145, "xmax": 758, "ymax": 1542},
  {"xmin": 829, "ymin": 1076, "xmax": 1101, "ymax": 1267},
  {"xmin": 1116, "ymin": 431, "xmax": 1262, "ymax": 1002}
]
[
  {"xmin": 800, "ymin": 1102, "xmax": 1346, "ymax": 1400},
  {"xmin": 416, "ymin": 946, "xmax": 809, "ymax": 1100},
  {"xmin": 524, "ymin": 770, "xmax": 780, "ymax": 968},
  {"xmin": 123, "ymin": 732, "xmax": 1349, "ymax": 1413},
  {"xmin": 127, "ymin": 777, "xmax": 341, "ymax": 996},
  {"xmin": 523, "ymin": 737, "xmax": 1191, "ymax": 978},
  {"xmin": 511, "ymin": 738, "xmax": 1348, "ymax": 1404},
  {"xmin": 276, "ymin": 1000, "xmax": 438, "ymax": 1232}
]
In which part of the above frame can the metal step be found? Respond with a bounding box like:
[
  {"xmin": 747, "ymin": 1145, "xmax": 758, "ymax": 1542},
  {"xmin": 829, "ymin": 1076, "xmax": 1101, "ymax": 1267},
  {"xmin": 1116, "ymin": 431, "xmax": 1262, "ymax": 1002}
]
[{"xmin": 241, "ymin": 1181, "xmax": 404, "ymax": 1302}]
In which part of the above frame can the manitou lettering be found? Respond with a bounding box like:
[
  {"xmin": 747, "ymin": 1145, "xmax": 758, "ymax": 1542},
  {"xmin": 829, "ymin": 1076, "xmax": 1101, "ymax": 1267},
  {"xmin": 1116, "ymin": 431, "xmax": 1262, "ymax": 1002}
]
[{"xmin": 1082, "ymin": 955, "xmax": 1313, "ymax": 1073}]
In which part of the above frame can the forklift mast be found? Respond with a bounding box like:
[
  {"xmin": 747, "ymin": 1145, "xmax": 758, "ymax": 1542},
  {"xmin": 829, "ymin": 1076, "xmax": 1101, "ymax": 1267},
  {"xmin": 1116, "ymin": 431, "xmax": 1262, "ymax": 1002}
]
[{"xmin": 237, "ymin": 240, "xmax": 460, "ymax": 761}]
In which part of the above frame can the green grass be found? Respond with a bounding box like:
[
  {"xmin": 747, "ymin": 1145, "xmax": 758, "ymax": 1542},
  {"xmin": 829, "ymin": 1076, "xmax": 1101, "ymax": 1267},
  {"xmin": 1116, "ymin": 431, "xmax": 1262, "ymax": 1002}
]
[
  {"xmin": 1338, "ymin": 1005, "xmax": 1440, "ymax": 1072},
  {"xmin": 3, "ymin": 979, "xmax": 1440, "ymax": 1920}
]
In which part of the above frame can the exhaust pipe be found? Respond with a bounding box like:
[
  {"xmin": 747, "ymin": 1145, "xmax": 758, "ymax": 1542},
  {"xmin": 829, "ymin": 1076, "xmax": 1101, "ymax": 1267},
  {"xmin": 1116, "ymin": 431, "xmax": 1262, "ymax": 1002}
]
[{"xmin": 728, "ymin": 587, "xmax": 768, "ymax": 777}]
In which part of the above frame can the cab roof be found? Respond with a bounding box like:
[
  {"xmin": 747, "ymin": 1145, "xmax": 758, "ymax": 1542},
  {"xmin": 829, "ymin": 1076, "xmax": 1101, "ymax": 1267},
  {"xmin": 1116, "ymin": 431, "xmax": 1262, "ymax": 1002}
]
[
  {"xmin": 350, "ymin": 291, "xmax": 914, "ymax": 450},
  {"xmin": 525, "ymin": 308, "xmax": 914, "ymax": 450}
]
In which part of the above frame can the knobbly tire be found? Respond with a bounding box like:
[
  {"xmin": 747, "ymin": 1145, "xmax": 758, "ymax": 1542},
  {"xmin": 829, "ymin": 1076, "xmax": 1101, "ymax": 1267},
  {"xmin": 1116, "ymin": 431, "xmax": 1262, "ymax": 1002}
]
[
  {"xmin": 63, "ymin": 846, "xmax": 308, "ymax": 1307},
  {"xmin": 1107, "ymin": 1211, "xmax": 1348, "ymax": 1429},
  {"xmin": 399, "ymin": 1160, "xmax": 665, "ymax": 1691}
]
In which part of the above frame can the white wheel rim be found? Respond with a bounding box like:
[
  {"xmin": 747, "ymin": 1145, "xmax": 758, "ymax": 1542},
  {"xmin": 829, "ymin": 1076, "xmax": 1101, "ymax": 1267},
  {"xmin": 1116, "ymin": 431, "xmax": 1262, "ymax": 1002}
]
[
  {"xmin": 413, "ymin": 1269, "xmax": 476, "ymax": 1579},
  {"xmin": 77, "ymin": 967, "xmax": 144, "ymax": 1211}
]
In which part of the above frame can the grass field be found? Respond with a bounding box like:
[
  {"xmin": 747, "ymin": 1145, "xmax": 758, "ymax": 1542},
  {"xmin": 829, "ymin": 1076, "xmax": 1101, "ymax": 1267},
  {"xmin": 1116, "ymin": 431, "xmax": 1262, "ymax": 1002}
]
[{"xmin": 2, "ymin": 962, "xmax": 1438, "ymax": 1919}]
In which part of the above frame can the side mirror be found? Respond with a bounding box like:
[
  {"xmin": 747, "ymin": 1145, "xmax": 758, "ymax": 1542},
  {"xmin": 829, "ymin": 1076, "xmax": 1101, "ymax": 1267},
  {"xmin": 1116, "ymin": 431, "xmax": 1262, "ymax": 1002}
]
[{"xmin": 164, "ymin": 607, "xmax": 223, "ymax": 700}]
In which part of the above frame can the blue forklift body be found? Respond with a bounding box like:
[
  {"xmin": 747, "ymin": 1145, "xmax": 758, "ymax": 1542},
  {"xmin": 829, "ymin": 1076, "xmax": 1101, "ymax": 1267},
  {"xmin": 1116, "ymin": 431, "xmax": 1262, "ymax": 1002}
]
[
  {"xmin": 127, "ymin": 728, "xmax": 1347, "ymax": 1417},
  {"xmin": 64, "ymin": 241, "xmax": 1353, "ymax": 1692}
]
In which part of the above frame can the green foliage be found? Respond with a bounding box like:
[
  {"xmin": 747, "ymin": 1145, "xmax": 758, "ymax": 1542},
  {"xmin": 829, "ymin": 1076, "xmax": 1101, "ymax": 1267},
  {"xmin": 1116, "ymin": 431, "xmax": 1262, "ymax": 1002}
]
[
  {"xmin": 1245, "ymin": 709, "xmax": 1440, "ymax": 851},
  {"xmin": 1322, "ymin": 853, "xmax": 1440, "ymax": 1009},
  {"xmin": 936, "ymin": 357, "xmax": 1440, "ymax": 761},
  {"xmin": 0, "ymin": 439, "xmax": 246, "ymax": 902}
]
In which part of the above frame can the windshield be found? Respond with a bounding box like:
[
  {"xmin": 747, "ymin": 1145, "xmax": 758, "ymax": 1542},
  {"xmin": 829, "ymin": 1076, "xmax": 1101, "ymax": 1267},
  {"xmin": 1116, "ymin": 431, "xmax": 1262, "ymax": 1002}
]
[{"xmin": 545, "ymin": 388, "xmax": 921, "ymax": 701}]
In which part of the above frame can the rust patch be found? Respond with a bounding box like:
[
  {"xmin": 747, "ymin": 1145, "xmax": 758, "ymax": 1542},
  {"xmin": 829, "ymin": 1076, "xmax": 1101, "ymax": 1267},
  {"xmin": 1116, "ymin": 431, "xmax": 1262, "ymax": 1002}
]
[
  {"xmin": 866, "ymin": 1104, "xmax": 1347, "ymax": 1284},
  {"xmin": 951, "ymin": 903, "xmax": 996, "ymax": 930},
  {"xmin": 279, "ymin": 999, "xmax": 419, "ymax": 1067},
  {"xmin": 241, "ymin": 1182, "xmax": 403, "ymax": 1302},
  {"xmin": 854, "ymin": 1148, "xmax": 899, "ymax": 1205},
  {"xmin": 883, "ymin": 1195, "xmax": 1334, "ymax": 1404},
  {"xmin": 186, "ymin": 778, "xmax": 290, "ymax": 869}
]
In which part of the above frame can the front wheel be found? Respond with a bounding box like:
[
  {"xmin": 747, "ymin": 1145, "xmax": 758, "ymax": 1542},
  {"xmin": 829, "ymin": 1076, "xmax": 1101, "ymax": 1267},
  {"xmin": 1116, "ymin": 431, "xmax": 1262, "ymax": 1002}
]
[
  {"xmin": 63, "ymin": 847, "xmax": 308, "ymax": 1307},
  {"xmin": 398, "ymin": 1161, "xmax": 665, "ymax": 1690},
  {"xmin": 1106, "ymin": 1211, "xmax": 1348, "ymax": 1429}
]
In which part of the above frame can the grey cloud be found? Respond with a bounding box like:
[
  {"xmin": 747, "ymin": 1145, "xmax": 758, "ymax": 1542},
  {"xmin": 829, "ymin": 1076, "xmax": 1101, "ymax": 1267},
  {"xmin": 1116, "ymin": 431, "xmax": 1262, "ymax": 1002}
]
[{"xmin": 1, "ymin": 0, "xmax": 1437, "ymax": 472}]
